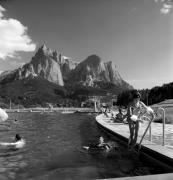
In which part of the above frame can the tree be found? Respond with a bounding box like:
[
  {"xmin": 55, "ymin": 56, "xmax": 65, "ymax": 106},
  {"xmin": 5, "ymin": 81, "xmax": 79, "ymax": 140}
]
[{"xmin": 116, "ymin": 89, "xmax": 139, "ymax": 108}]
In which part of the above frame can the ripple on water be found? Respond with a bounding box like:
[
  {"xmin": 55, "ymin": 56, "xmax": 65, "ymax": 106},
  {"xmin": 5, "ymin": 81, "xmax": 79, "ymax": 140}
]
[{"xmin": 0, "ymin": 112, "xmax": 155, "ymax": 179}]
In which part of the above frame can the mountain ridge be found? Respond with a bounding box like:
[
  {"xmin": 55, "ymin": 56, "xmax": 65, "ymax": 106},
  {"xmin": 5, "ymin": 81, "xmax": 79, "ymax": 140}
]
[
  {"xmin": 0, "ymin": 44, "xmax": 133, "ymax": 107},
  {"xmin": 0, "ymin": 44, "xmax": 132, "ymax": 89}
]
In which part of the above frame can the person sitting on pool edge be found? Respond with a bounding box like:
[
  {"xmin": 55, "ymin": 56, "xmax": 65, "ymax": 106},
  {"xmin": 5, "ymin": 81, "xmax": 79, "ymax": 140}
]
[
  {"xmin": 0, "ymin": 134, "xmax": 25, "ymax": 149},
  {"xmin": 115, "ymin": 108, "xmax": 124, "ymax": 122}
]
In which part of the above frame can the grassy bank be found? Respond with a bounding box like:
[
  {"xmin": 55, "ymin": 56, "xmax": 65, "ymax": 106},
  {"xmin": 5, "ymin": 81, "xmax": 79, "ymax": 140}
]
[{"xmin": 153, "ymin": 106, "xmax": 173, "ymax": 124}]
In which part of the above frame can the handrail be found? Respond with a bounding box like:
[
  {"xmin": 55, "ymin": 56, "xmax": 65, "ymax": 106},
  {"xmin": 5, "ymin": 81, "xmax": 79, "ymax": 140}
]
[
  {"xmin": 158, "ymin": 107, "xmax": 165, "ymax": 146},
  {"xmin": 138, "ymin": 115, "xmax": 155, "ymax": 152},
  {"xmin": 141, "ymin": 115, "xmax": 152, "ymax": 141},
  {"xmin": 138, "ymin": 107, "xmax": 166, "ymax": 152}
]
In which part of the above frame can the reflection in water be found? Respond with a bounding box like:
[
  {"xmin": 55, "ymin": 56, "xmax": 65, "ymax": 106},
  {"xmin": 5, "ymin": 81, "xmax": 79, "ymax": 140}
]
[
  {"xmin": 0, "ymin": 112, "xmax": 153, "ymax": 180},
  {"xmin": 0, "ymin": 153, "xmax": 26, "ymax": 179}
]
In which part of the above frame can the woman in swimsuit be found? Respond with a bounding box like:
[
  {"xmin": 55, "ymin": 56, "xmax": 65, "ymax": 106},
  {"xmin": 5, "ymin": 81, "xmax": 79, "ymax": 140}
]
[{"xmin": 127, "ymin": 90, "xmax": 154, "ymax": 150}]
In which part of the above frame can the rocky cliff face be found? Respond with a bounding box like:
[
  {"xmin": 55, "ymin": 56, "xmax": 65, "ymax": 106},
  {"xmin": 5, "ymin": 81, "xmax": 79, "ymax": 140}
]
[
  {"xmin": 58, "ymin": 54, "xmax": 78, "ymax": 81},
  {"xmin": 68, "ymin": 55, "xmax": 131, "ymax": 89},
  {"xmin": 29, "ymin": 45, "xmax": 64, "ymax": 86},
  {"xmin": 0, "ymin": 45, "xmax": 132, "ymax": 90},
  {"xmin": 13, "ymin": 44, "xmax": 79, "ymax": 85},
  {"xmin": 0, "ymin": 44, "xmax": 65, "ymax": 86}
]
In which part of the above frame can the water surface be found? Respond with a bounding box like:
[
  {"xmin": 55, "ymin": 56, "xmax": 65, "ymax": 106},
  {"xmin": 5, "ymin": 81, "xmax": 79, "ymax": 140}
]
[{"xmin": 0, "ymin": 112, "xmax": 154, "ymax": 179}]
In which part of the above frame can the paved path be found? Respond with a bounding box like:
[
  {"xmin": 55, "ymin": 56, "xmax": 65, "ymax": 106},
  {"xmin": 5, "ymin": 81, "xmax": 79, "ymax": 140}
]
[
  {"xmin": 96, "ymin": 114, "xmax": 173, "ymax": 180},
  {"xmin": 96, "ymin": 114, "xmax": 173, "ymax": 159},
  {"xmin": 98, "ymin": 173, "xmax": 173, "ymax": 180}
]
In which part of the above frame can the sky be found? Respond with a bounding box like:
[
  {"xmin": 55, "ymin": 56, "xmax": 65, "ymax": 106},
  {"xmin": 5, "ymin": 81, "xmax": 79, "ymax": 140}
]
[{"xmin": 0, "ymin": 0, "xmax": 173, "ymax": 89}]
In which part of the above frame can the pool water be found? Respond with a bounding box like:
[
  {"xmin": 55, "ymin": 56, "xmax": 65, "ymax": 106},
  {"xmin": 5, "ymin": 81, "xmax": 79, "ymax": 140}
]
[{"xmin": 0, "ymin": 112, "xmax": 154, "ymax": 179}]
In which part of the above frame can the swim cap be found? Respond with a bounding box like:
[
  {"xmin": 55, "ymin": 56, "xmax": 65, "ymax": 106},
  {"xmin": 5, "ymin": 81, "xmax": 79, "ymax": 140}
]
[{"xmin": 15, "ymin": 134, "xmax": 21, "ymax": 141}]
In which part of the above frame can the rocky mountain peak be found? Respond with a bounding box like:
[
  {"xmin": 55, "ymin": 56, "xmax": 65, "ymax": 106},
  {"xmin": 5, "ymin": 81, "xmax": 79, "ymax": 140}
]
[
  {"xmin": 68, "ymin": 54, "xmax": 131, "ymax": 89},
  {"xmin": 0, "ymin": 44, "xmax": 132, "ymax": 91},
  {"xmin": 53, "ymin": 50, "xmax": 58, "ymax": 61},
  {"xmin": 58, "ymin": 54, "xmax": 78, "ymax": 81},
  {"xmin": 35, "ymin": 44, "xmax": 54, "ymax": 59},
  {"xmin": 41, "ymin": 44, "xmax": 47, "ymax": 51},
  {"xmin": 81, "ymin": 55, "xmax": 101, "ymax": 67}
]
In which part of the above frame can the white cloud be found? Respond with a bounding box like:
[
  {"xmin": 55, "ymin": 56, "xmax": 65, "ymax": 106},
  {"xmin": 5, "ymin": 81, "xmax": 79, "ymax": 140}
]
[
  {"xmin": 0, "ymin": 5, "xmax": 5, "ymax": 18},
  {"xmin": 154, "ymin": 0, "xmax": 173, "ymax": 14},
  {"xmin": 160, "ymin": 3, "xmax": 172, "ymax": 14},
  {"xmin": 8, "ymin": 60, "xmax": 25, "ymax": 67},
  {"xmin": 0, "ymin": 5, "xmax": 36, "ymax": 60},
  {"xmin": 160, "ymin": 6, "xmax": 171, "ymax": 14},
  {"xmin": 62, "ymin": 55, "xmax": 71, "ymax": 59}
]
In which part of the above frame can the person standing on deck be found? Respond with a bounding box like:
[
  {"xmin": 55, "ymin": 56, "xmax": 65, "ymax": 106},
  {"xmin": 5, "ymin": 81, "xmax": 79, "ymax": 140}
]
[{"xmin": 126, "ymin": 90, "xmax": 154, "ymax": 150}]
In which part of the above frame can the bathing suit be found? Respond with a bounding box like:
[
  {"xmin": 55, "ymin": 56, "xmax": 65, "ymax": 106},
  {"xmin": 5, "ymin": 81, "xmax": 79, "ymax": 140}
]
[{"xmin": 127, "ymin": 101, "xmax": 147, "ymax": 123}]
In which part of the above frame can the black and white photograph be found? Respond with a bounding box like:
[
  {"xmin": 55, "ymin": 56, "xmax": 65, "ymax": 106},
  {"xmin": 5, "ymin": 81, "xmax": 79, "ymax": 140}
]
[{"xmin": 0, "ymin": 0, "xmax": 172, "ymax": 179}]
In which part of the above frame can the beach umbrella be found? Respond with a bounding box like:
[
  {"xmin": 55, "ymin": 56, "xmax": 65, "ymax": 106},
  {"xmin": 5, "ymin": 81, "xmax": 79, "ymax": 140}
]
[{"xmin": 0, "ymin": 108, "xmax": 8, "ymax": 122}]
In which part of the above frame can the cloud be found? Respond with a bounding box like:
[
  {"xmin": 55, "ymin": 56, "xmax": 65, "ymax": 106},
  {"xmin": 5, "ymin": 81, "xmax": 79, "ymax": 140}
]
[
  {"xmin": 0, "ymin": 5, "xmax": 36, "ymax": 60},
  {"xmin": 0, "ymin": 4, "xmax": 5, "ymax": 18},
  {"xmin": 8, "ymin": 60, "xmax": 25, "ymax": 67},
  {"xmin": 160, "ymin": 3, "xmax": 172, "ymax": 14},
  {"xmin": 154, "ymin": 0, "xmax": 173, "ymax": 14}
]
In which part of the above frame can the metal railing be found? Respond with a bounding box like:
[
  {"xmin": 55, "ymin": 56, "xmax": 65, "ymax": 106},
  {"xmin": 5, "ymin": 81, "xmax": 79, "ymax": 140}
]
[
  {"xmin": 158, "ymin": 107, "xmax": 165, "ymax": 146},
  {"xmin": 138, "ymin": 106, "xmax": 166, "ymax": 151},
  {"xmin": 138, "ymin": 115, "xmax": 155, "ymax": 151}
]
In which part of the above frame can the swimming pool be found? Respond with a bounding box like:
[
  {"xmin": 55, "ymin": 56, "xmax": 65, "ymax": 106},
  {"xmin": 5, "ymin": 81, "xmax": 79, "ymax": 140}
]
[{"xmin": 0, "ymin": 112, "xmax": 156, "ymax": 179}]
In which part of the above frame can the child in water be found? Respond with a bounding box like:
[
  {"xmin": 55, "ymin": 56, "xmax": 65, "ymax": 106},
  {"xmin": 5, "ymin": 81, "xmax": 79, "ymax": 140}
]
[
  {"xmin": 0, "ymin": 134, "xmax": 25, "ymax": 149},
  {"xmin": 83, "ymin": 136, "xmax": 118, "ymax": 155}
]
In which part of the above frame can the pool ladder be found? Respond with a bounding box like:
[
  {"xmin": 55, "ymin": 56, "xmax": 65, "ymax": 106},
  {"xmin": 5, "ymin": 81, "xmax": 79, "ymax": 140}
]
[{"xmin": 138, "ymin": 107, "xmax": 165, "ymax": 151}]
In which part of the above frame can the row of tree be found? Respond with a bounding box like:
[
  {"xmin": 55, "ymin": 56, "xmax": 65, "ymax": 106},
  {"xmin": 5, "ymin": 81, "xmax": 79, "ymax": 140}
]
[
  {"xmin": 117, "ymin": 82, "xmax": 173, "ymax": 107},
  {"xmin": 139, "ymin": 82, "xmax": 173, "ymax": 105}
]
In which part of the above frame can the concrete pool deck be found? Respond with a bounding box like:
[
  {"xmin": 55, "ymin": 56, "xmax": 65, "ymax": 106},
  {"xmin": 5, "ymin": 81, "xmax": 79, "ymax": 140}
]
[
  {"xmin": 5, "ymin": 107, "xmax": 94, "ymax": 113},
  {"xmin": 102, "ymin": 172, "xmax": 173, "ymax": 180},
  {"xmin": 96, "ymin": 114, "xmax": 173, "ymax": 180}
]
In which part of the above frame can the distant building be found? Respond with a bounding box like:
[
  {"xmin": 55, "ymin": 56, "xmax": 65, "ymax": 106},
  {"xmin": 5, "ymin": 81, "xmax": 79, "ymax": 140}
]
[{"xmin": 85, "ymin": 95, "xmax": 117, "ymax": 111}]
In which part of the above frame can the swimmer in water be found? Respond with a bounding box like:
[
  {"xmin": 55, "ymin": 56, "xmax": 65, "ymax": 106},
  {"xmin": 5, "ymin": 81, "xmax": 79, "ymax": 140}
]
[
  {"xmin": 83, "ymin": 137, "xmax": 118, "ymax": 154},
  {"xmin": 0, "ymin": 134, "xmax": 25, "ymax": 149}
]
